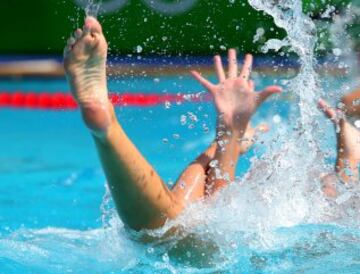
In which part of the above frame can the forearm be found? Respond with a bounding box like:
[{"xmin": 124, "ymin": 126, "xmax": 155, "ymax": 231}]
[{"xmin": 206, "ymin": 126, "xmax": 245, "ymax": 195}]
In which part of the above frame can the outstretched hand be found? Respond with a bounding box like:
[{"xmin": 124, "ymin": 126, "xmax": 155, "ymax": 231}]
[
  {"xmin": 318, "ymin": 98, "xmax": 360, "ymax": 159},
  {"xmin": 191, "ymin": 49, "xmax": 282, "ymax": 133}
]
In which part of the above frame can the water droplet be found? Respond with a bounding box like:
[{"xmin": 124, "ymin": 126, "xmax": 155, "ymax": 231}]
[
  {"xmin": 165, "ymin": 101, "xmax": 171, "ymax": 109},
  {"xmin": 162, "ymin": 253, "xmax": 169, "ymax": 263},
  {"xmin": 253, "ymin": 27, "xmax": 265, "ymax": 43},
  {"xmin": 332, "ymin": 48, "xmax": 342, "ymax": 56},
  {"xmin": 135, "ymin": 45, "xmax": 143, "ymax": 53},
  {"xmin": 273, "ymin": 115, "xmax": 282, "ymax": 124},
  {"xmin": 209, "ymin": 160, "xmax": 219, "ymax": 168},
  {"xmin": 187, "ymin": 112, "xmax": 198, "ymax": 122},
  {"xmin": 180, "ymin": 115, "xmax": 187, "ymax": 125},
  {"xmin": 179, "ymin": 180, "xmax": 186, "ymax": 189}
]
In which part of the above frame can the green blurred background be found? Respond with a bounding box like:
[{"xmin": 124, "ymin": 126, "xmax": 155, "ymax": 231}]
[{"xmin": 0, "ymin": 0, "xmax": 357, "ymax": 55}]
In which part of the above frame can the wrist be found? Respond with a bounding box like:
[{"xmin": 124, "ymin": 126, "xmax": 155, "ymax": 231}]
[
  {"xmin": 216, "ymin": 120, "xmax": 248, "ymax": 140},
  {"xmin": 217, "ymin": 112, "xmax": 249, "ymax": 132}
]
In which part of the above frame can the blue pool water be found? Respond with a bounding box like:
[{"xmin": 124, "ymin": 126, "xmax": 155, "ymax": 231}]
[{"xmin": 0, "ymin": 75, "xmax": 360, "ymax": 273}]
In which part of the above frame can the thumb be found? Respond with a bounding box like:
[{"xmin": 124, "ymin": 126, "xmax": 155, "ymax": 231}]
[{"xmin": 318, "ymin": 98, "xmax": 337, "ymax": 121}]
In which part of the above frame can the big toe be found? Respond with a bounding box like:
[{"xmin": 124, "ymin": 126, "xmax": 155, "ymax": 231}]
[{"xmin": 84, "ymin": 16, "xmax": 102, "ymax": 34}]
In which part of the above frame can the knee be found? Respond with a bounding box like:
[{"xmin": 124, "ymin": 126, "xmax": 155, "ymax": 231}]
[{"xmin": 341, "ymin": 95, "xmax": 356, "ymax": 114}]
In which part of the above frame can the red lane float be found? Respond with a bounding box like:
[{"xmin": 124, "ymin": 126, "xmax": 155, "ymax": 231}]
[{"xmin": 0, "ymin": 92, "xmax": 210, "ymax": 109}]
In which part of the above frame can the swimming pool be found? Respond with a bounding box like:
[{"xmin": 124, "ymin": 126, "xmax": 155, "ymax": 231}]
[{"xmin": 0, "ymin": 75, "xmax": 360, "ymax": 273}]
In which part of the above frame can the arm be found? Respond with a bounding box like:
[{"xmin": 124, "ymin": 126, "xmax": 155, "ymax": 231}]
[
  {"xmin": 191, "ymin": 49, "xmax": 282, "ymax": 195},
  {"xmin": 319, "ymin": 99, "xmax": 360, "ymax": 187}
]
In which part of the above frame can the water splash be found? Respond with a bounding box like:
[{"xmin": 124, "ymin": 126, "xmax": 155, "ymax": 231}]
[
  {"xmin": 2, "ymin": 1, "xmax": 360, "ymax": 273},
  {"xmin": 330, "ymin": 3, "xmax": 360, "ymax": 91},
  {"xmin": 249, "ymin": 0, "xmax": 322, "ymax": 143},
  {"xmin": 161, "ymin": 1, "xmax": 360, "ymax": 249},
  {"xmin": 77, "ymin": 0, "xmax": 101, "ymax": 17}
]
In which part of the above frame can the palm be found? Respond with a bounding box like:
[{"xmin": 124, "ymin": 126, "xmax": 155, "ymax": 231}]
[
  {"xmin": 212, "ymin": 77, "xmax": 257, "ymax": 124},
  {"xmin": 191, "ymin": 49, "xmax": 282, "ymax": 130}
]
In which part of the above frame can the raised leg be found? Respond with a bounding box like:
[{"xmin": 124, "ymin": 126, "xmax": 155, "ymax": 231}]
[
  {"xmin": 64, "ymin": 17, "xmax": 184, "ymax": 230},
  {"xmin": 171, "ymin": 123, "xmax": 266, "ymax": 201},
  {"xmin": 171, "ymin": 143, "xmax": 217, "ymax": 202}
]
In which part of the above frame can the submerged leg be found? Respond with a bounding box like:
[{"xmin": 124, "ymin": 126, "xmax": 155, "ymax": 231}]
[
  {"xmin": 64, "ymin": 17, "xmax": 184, "ymax": 230},
  {"xmin": 171, "ymin": 143, "xmax": 217, "ymax": 202},
  {"xmin": 172, "ymin": 123, "xmax": 266, "ymax": 202},
  {"xmin": 319, "ymin": 99, "xmax": 360, "ymax": 186}
]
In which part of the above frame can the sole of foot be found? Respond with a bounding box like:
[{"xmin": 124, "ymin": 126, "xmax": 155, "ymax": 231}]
[{"xmin": 64, "ymin": 16, "xmax": 112, "ymax": 136}]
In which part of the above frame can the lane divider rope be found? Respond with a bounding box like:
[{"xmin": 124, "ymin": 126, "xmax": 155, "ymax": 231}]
[{"xmin": 0, "ymin": 92, "xmax": 208, "ymax": 109}]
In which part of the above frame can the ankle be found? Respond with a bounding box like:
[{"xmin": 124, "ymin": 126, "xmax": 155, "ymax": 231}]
[{"xmin": 80, "ymin": 99, "xmax": 115, "ymax": 137}]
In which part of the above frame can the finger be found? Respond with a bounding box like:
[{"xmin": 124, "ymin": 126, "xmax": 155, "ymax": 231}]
[
  {"xmin": 318, "ymin": 99, "xmax": 337, "ymax": 122},
  {"xmin": 255, "ymin": 123, "xmax": 270, "ymax": 133},
  {"xmin": 248, "ymin": 80, "xmax": 255, "ymax": 90},
  {"xmin": 190, "ymin": 70, "xmax": 215, "ymax": 92},
  {"xmin": 239, "ymin": 54, "xmax": 253, "ymax": 81},
  {"xmin": 257, "ymin": 85, "xmax": 282, "ymax": 105},
  {"xmin": 228, "ymin": 49, "xmax": 238, "ymax": 78},
  {"xmin": 214, "ymin": 55, "xmax": 226, "ymax": 82}
]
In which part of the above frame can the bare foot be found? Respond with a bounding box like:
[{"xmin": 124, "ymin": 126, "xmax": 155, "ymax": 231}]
[
  {"xmin": 319, "ymin": 99, "xmax": 360, "ymax": 183},
  {"xmin": 64, "ymin": 16, "xmax": 112, "ymax": 136}
]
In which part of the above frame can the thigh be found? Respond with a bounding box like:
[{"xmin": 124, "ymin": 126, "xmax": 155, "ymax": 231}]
[{"xmin": 342, "ymin": 88, "xmax": 360, "ymax": 116}]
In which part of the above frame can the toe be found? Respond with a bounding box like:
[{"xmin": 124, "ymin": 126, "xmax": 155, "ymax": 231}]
[
  {"xmin": 84, "ymin": 16, "xmax": 102, "ymax": 34},
  {"xmin": 72, "ymin": 33, "xmax": 98, "ymax": 54},
  {"xmin": 67, "ymin": 37, "xmax": 76, "ymax": 47},
  {"xmin": 74, "ymin": 28, "xmax": 83, "ymax": 39}
]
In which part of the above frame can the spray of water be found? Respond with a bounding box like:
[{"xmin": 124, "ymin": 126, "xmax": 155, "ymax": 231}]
[
  {"xmin": 80, "ymin": 0, "xmax": 101, "ymax": 17},
  {"xmin": 330, "ymin": 3, "xmax": 360, "ymax": 91},
  {"xmin": 2, "ymin": 1, "xmax": 360, "ymax": 273},
  {"xmin": 212, "ymin": 0, "xmax": 329, "ymax": 229},
  {"xmin": 98, "ymin": 0, "xmax": 357, "ymax": 245}
]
